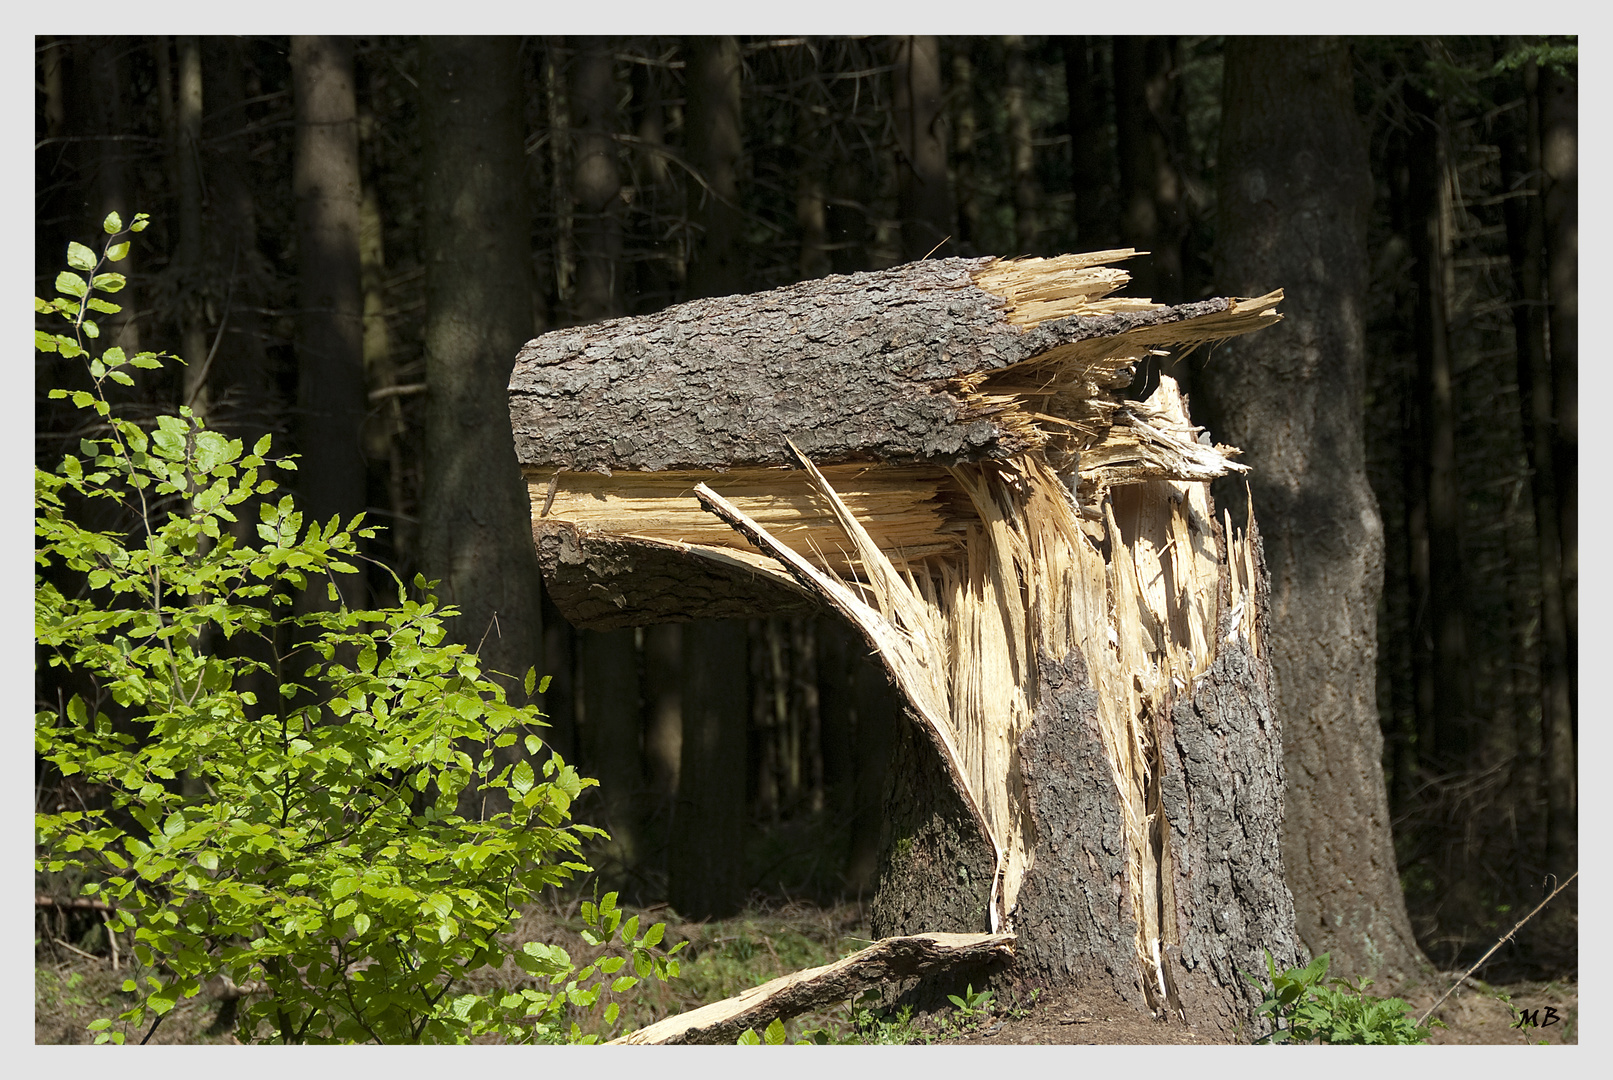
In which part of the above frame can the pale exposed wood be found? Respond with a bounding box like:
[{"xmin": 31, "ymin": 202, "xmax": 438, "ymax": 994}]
[{"xmin": 610, "ymin": 932, "xmax": 1015, "ymax": 1045}]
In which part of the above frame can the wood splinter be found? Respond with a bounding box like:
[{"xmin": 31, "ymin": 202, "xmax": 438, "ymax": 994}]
[{"xmin": 610, "ymin": 932, "xmax": 1015, "ymax": 1045}]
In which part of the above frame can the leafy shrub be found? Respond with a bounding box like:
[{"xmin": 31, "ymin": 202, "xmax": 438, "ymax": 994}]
[
  {"xmin": 34, "ymin": 215, "xmax": 681, "ymax": 1044},
  {"xmin": 1243, "ymin": 950, "xmax": 1439, "ymax": 1045}
]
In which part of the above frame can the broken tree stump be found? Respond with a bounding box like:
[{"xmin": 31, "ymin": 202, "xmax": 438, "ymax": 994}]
[{"xmin": 509, "ymin": 251, "xmax": 1301, "ymax": 1037}]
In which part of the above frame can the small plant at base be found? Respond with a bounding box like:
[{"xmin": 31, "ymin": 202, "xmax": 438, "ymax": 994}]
[
  {"xmin": 947, "ymin": 983, "xmax": 994, "ymax": 1019},
  {"xmin": 34, "ymin": 216, "xmax": 682, "ymax": 1044},
  {"xmin": 1241, "ymin": 950, "xmax": 1442, "ymax": 1045}
]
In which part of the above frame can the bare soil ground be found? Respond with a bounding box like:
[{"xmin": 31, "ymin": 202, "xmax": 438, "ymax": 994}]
[{"xmin": 35, "ymin": 896, "xmax": 1576, "ymax": 1045}]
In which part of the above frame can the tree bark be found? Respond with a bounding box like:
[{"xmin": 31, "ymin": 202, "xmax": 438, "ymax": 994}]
[
  {"xmin": 417, "ymin": 37, "xmax": 547, "ymax": 726},
  {"xmin": 893, "ymin": 35, "xmax": 952, "ymax": 262},
  {"xmin": 290, "ymin": 36, "xmax": 367, "ymax": 552},
  {"xmin": 1198, "ymin": 36, "xmax": 1423, "ymax": 982}
]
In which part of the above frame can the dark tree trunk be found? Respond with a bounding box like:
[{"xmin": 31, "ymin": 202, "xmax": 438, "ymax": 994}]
[
  {"xmin": 893, "ymin": 35, "xmax": 952, "ymax": 261},
  {"xmin": 201, "ymin": 36, "xmax": 275, "ymax": 440},
  {"xmin": 1538, "ymin": 60, "xmax": 1576, "ymax": 882},
  {"xmin": 81, "ymin": 36, "xmax": 142, "ymax": 354},
  {"xmin": 174, "ymin": 36, "xmax": 208, "ymax": 410},
  {"xmin": 684, "ymin": 36, "xmax": 744, "ymax": 298},
  {"xmin": 1405, "ymin": 83, "xmax": 1476, "ymax": 765},
  {"xmin": 643, "ymin": 623, "xmax": 683, "ymax": 803},
  {"xmin": 569, "ymin": 38, "xmax": 625, "ymax": 323},
  {"xmin": 1004, "ymin": 36, "xmax": 1039, "ymax": 254},
  {"xmin": 949, "ymin": 42, "xmax": 981, "ymax": 256},
  {"xmin": 669, "ymin": 618, "xmax": 750, "ymax": 920},
  {"xmin": 417, "ymin": 38, "xmax": 547, "ymax": 738},
  {"xmin": 1499, "ymin": 65, "xmax": 1574, "ymax": 891},
  {"xmin": 1063, "ymin": 36, "xmax": 1115, "ymax": 253},
  {"xmin": 290, "ymin": 36, "xmax": 367, "ymax": 558},
  {"xmin": 1113, "ymin": 36, "xmax": 1183, "ymax": 304},
  {"xmin": 579, "ymin": 626, "xmax": 643, "ymax": 874},
  {"xmin": 1197, "ymin": 36, "xmax": 1423, "ymax": 982}
]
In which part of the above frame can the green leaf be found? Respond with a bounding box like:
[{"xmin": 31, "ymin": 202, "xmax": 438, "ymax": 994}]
[
  {"xmin": 92, "ymin": 273, "xmax": 126, "ymax": 294},
  {"xmin": 67, "ymin": 241, "xmax": 97, "ymax": 271},
  {"xmin": 103, "ymin": 211, "xmax": 123, "ymax": 234},
  {"xmin": 55, "ymin": 271, "xmax": 87, "ymax": 298},
  {"xmin": 106, "ymin": 241, "xmax": 131, "ymax": 262},
  {"xmin": 764, "ymin": 1017, "xmax": 787, "ymax": 1044},
  {"xmin": 737, "ymin": 1029, "xmax": 761, "ymax": 1045}
]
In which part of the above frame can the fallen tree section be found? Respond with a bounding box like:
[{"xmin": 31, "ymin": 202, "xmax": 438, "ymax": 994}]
[{"xmin": 609, "ymin": 932, "xmax": 1015, "ymax": 1045}]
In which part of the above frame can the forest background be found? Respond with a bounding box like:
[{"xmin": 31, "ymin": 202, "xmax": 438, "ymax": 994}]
[{"xmin": 33, "ymin": 32, "xmax": 1578, "ymax": 987}]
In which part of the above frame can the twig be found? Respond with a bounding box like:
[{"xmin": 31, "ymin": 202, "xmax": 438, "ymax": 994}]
[
  {"xmin": 1416, "ymin": 870, "xmax": 1577, "ymax": 1027},
  {"xmin": 37, "ymin": 894, "xmax": 116, "ymax": 912},
  {"xmin": 52, "ymin": 937, "xmax": 103, "ymax": 963},
  {"xmin": 102, "ymin": 909, "xmax": 119, "ymax": 971}
]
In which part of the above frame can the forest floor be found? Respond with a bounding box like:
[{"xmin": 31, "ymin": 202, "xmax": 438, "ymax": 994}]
[{"xmin": 34, "ymin": 895, "xmax": 1577, "ymax": 1045}]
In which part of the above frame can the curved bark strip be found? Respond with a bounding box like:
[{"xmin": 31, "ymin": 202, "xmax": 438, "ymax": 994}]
[
  {"xmin": 611, "ymin": 932, "xmax": 1015, "ymax": 1045},
  {"xmin": 509, "ymin": 252, "xmax": 1289, "ymax": 1027}
]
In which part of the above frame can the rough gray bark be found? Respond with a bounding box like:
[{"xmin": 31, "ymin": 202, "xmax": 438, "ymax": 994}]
[
  {"xmin": 509, "ymin": 260, "xmax": 1227, "ymax": 473},
  {"xmin": 290, "ymin": 36, "xmax": 367, "ymax": 543},
  {"xmin": 1156, "ymin": 520, "xmax": 1301, "ymax": 1034},
  {"xmin": 1198, "ymin": 36, "xmax": 1422, "ymax": 982},
  {"xmin": 417, "ymin": 36, "xmax": 546, "ymax": 715},
  {"xmin": 532, "ymin": 520, "xmax": 821, "ymax": 631}
]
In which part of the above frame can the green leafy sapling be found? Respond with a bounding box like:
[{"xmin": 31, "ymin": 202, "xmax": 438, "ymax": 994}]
[{"xmin": 35, "ymin": 215, "xmax": 681, "ymax": 1044}]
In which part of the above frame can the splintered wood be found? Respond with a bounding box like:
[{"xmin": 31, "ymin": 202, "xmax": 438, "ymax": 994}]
[{"xmin": 525, "ymin": 252, "xmax": 1277, "ymax": 1006}]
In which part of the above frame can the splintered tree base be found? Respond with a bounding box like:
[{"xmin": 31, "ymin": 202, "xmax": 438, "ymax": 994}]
[{"xmin": 508, "ymin": 252, "xmax": 1299, "ymax": 1036}]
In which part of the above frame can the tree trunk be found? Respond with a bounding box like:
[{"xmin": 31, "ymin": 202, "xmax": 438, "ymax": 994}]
[
  {"xmin": 174, "ymin": 36, "xmax": 209, "ymax": 412},
  {"xmin": 1499, "ymin": 65, "xmax": 1574, "ymax": 893},
  {"xmin": 569, "ymin": 39, "xmax": 625, "ymax": 323},
  {"xmin": 893, "ymin": 35, "xmax": 952, "ymax": 262},
  {"xmin": 1198, "ymin": 36, "xmax": 1423, "ymax": 983},
  {"xmin": 1113, "ymin": 36, "xmax": 1183, "ymax": 305},
  {"xmin": 684, "ymin": 36, "xmax": 744, "ymax": 298},
  {"xmin": 1063, "ymin": 36, "xmax": 1115, "ymax": 253},
  {"xmin": 1405, "ymin": 82, "xmax": 1476, "ymax": 766},
  {"xmin": 1004, "ymin": 36, "xmax": 1039, "ymax": 255},
  {"xmin": 509, "ymin": 250, "xmax": 1293, "ymax": 1034},
  {"xmin": 417, "ymin": 38, "xmax": 547, "ymax": 745},
  {"xmin": 669, "ymin": 618, "xmax": 750, "ymax": 919},
  {"xmin": 290, "ymin": 36, "xmax": 367, "ymax": 560},
  {"xmin": 201, "ymin": 36, "xmax": 275, "ymax": 440},
  {"xmin": 1538, "ymin": 61, "xmax": 1577, "ymax": 882},
  {"xmin": 578, "ymin": 626, "xmax": 643, "ymax": 875}
]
